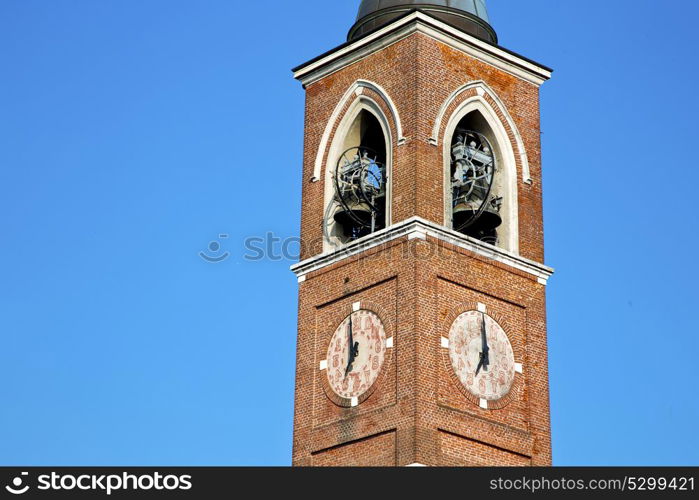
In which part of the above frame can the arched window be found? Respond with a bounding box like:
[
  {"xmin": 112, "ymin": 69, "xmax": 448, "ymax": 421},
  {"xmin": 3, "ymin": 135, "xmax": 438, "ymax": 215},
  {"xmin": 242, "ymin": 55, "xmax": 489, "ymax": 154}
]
[
  {"xmin": 324, "ymin": 100, "xmax": 392, "ymax": 250},
  {"xmin": 443, "ymin": 101, "xmax": 518, "ymax": 253}
]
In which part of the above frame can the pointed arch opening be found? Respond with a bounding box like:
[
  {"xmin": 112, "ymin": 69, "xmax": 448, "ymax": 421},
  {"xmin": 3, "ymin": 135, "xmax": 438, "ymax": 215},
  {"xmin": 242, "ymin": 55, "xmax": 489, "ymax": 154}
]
[
  {"xmin": 443, "ymin": 99, "xmax": 519, "ymax": 253},
  {"xmin": 323, "ymin": 98, "xmax": 392, "ymax": 250}
]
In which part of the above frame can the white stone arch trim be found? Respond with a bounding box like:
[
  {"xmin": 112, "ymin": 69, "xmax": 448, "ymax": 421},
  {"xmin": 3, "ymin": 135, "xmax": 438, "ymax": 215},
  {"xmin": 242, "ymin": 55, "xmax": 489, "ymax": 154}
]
[
  {"xmin": 322, "ymin": 95, "xmax": 394, "ymax": 251},
  {"xmin": 441, "ymin": 95, "xmax": 520, "ymax": 254},
  {"xmin": 311, "ymin": 79, "xmax": 405, "ymax": 183},
  {"xmin": 430, "ymin": 81, "xmax": 531, "ymax": 184}
]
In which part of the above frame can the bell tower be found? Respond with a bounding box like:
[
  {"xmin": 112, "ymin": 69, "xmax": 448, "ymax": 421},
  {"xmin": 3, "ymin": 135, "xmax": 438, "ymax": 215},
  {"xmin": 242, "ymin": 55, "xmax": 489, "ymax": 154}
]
[{"xmin": 291, "ymin": 0, "xmax": 554, "ymax": 466}]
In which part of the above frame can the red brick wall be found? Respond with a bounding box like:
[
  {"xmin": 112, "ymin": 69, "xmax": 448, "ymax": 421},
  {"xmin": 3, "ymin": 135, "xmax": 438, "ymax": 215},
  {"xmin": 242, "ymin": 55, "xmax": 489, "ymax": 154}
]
[
  {"xmin": 440, "ymin": 431, "xmax": 530, "ymax": 466},
  {"xmin": 298, "ymin": 32, "xmax": 545, "ymax": 263},
  {"xmin": 312, "ymin": 431, "xmax": 397, "ymax": 467},
  {"xmin": 292, "ymin": 28, "xmax": 552, "ymax": 467},
  {"xmin": 293, "ymin": 241, "xmax": 416, "ymax": 466},
  {"xmin": 293, "ymin": 236, "xmax": 552, "ymax": 466}
]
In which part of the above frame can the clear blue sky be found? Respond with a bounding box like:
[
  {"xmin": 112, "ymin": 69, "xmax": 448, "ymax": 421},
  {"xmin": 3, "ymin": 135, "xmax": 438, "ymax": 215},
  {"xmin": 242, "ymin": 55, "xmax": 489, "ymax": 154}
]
[{"xmin": 1, "ymin": 0, "xmax": 697, "ymax": 466}]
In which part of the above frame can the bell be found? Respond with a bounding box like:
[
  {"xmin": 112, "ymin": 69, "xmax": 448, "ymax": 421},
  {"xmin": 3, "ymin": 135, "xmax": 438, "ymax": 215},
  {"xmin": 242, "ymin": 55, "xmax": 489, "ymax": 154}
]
[
  {"xmin": 334, "ymin": 201, "xmax": 374, "ymax": 229},
  {"xmin": 453, "ymin": 200, "xmax": 502, "ymax": 235}
]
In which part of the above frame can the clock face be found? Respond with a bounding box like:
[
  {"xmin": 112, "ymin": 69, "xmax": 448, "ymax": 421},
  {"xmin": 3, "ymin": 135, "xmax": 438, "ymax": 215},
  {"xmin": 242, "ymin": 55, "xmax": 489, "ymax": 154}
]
[
  {"xmin": 448, "ymin": 311, "xmax": 516, "ymax": 403},
  {"xmin": 326, "ymin": 310, "xmax": 386, "ymax": 401}
]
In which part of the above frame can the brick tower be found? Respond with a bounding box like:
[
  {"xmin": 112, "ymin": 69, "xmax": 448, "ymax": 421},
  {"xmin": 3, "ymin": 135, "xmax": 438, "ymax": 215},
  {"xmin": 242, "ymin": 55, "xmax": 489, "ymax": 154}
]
[{"xmin": 291, "ymin": 0, "xmax": 554, "ymax": 466}]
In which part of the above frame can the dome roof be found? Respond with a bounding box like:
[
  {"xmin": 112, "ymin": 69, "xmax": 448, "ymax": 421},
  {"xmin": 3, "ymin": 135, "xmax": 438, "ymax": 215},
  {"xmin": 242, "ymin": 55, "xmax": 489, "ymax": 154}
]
[{"xmin": 348, "ymin": 0, "xmax": 497, "ymax": 43}]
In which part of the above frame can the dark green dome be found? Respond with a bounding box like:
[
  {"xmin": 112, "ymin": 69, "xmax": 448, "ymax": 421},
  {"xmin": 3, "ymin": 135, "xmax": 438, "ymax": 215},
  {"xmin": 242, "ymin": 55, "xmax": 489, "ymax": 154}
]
[{"xmin": 349, "ymin": 0, "xmax": 497, "ymax": 44}]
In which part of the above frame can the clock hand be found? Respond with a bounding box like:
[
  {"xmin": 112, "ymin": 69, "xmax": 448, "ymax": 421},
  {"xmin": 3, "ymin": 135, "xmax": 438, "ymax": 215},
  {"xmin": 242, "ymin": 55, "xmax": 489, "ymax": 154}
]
[
  {"xmin": 345, "ymin": 345, "xmax": 359, "ymax": 377},
  {"xmin": 480, "ymin": 312, "xmax": 490, "ymax": 372},
  {"xmin": 345, "ymin": 314, "xmax": 353, "ymax": 377},
  {"xmin": 345, "ymin": 313, "xmax": 359, "ymax": 377},
  {"xmin": 475, "ymin": 355, "xmax": 485, "ymax": 376}
]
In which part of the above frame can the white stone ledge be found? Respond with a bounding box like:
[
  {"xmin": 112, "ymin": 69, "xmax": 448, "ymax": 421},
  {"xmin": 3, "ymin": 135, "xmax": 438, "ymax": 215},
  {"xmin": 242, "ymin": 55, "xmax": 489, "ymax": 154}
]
[
  {"xmin": 293, "ymin": 12, "xmax": 552, "ymax": 88},
  {"xmin": 289, "ymin": 216, "xmax": 554, "ymax": 283}
]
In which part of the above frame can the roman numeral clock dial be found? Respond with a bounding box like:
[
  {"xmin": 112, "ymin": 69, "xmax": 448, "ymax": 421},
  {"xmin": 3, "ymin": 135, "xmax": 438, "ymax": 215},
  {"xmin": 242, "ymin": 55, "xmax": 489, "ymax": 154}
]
[
  {"xmin": 321, "ymin": 304, "xmax": 391, "ymax": 407},
  {"xmin": 443, "ymin": 308, "xmax": 523, "ymax": 410}
]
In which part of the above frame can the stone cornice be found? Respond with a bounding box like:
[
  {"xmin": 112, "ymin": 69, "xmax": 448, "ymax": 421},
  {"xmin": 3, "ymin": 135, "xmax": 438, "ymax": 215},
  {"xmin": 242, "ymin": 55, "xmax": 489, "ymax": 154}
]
[
  {"xmin": 293, "ymin": 11, "xmax": 552, "ymax": 88},
  {"xmin": 290, "ymin": 217, "xmax": 554, "ymax": 284}
]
